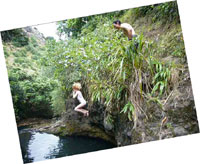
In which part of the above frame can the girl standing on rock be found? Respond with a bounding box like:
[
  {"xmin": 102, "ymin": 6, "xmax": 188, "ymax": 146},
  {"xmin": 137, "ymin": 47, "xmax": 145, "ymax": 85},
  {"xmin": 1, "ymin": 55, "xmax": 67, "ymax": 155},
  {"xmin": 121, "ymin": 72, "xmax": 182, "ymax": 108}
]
[{"xmin": 72, "ymin": 82, "xmax": 89, "ymax": 117}]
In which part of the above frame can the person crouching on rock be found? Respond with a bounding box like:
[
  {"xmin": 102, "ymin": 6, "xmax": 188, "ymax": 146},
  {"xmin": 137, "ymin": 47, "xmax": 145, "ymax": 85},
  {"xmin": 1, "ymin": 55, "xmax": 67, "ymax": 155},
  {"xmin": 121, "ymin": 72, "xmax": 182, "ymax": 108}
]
[{"xmin": 72, "ymin": 82, "xmax": 89, "ymax": 117}]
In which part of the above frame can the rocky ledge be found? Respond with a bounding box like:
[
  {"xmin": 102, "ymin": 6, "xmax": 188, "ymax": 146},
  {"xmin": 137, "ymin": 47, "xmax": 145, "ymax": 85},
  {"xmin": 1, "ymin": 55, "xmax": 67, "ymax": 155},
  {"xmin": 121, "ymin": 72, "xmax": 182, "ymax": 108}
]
[
  {"xmin": 20, "ymin": 98, "xmax": 116, "ymax": 145},
  {"xmin": 17, "ymin": 80, "xmax": 199, "ymax": 147}
]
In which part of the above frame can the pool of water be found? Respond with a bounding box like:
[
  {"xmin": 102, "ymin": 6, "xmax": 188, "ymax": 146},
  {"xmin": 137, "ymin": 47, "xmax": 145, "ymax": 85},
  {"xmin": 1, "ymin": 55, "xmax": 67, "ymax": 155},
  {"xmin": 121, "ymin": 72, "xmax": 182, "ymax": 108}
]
[{"xmin": 18, "ymin": 127, "xmax": 115, "ymax": 163}]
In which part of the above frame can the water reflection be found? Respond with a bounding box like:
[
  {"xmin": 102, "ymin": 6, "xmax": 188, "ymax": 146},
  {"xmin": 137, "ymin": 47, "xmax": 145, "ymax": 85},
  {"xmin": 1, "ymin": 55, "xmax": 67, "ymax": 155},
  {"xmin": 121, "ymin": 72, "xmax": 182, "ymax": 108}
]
[
  {"xmin": 28, "ymin": 132, "xmax": 60, "ymax": 162},
  {"xmin": 18, "ymin": 129, "xmax": 115, "ymax": 163}
]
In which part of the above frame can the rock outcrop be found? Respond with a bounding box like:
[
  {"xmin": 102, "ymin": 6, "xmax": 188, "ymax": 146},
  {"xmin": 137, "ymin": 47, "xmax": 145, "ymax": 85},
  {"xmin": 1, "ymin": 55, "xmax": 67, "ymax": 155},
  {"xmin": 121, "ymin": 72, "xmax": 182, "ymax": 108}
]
[
  {"xmin": 113, "ymin": 78, "xmax": 199, "ymax": 146},
  {"xmin": 38, "ymin": 98, "xmax": 116, "ymax": 145},
  {"xmin": 32, "ymin": 77, "xmax": 199, "ymax": 147},
  {"xmin": 23, "ymin": 27, "xmax": 46, "ymax": 45}
]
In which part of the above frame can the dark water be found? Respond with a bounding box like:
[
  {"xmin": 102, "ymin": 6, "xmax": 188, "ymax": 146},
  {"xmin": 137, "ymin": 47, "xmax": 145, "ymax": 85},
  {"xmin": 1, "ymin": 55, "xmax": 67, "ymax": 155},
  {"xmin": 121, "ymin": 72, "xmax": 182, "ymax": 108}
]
[{"xmin": 18, "ymin": 127, "xmax": 115, "ymax": 163}]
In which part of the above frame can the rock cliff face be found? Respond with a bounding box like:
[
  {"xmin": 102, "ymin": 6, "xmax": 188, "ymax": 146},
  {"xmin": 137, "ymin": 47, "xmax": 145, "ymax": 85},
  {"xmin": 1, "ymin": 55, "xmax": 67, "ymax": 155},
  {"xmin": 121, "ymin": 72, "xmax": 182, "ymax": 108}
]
[
  {"xmin": 40, "ymin": 75, "xmax": 199, "ymax": 147},
  {"xmin": 113, "ymin": 78, "xmax": 199, "ymax": 146},
  {"xmin": 23, "ymin": 26, "xmax": 46, "ymax": 45},
  {"xmin": 39, "ymin": 98, "xmax": 116, "ymax": 145}
]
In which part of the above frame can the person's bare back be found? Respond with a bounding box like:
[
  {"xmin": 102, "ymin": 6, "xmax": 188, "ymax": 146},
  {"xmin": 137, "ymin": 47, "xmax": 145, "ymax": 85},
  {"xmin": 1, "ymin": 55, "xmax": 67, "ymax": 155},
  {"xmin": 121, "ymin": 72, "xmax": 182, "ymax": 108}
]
[{"xmin": 113, "ymin": 20, "xmax": 136, "ymax": 40}]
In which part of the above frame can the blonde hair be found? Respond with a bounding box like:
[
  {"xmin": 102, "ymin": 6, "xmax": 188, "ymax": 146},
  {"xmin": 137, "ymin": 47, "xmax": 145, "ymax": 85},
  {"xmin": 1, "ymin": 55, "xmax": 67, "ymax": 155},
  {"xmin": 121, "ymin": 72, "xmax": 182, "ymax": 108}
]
[{"xmin": 72, "ymin": 82, "xmax": 82, "ymax": 90}]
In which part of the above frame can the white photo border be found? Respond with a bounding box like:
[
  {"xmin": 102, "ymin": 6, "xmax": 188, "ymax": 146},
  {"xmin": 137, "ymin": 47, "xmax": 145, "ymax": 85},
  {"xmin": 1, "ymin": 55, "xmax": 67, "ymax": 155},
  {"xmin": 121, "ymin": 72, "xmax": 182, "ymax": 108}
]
[{"xmin": 0, "ymin": 0, "xmax": 199, "ymax": 164}]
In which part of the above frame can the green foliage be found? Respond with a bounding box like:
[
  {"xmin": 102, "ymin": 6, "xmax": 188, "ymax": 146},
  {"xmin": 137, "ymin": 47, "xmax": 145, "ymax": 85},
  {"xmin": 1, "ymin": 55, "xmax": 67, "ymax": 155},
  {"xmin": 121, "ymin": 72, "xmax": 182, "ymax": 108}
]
[
  {"xmin": 3, "ymin": 46, "xmax": 9, "ymax": 58},
  {"xmin": 30, "ymin": 36, "xmax": 38, "ymax": 47},
  {"xmin": 146, "ymin": 94, "xmax": 163, "ymax": 109},
  {"xmin": 47, "ymin": 2, "xmax": 182, "ymax": 122},
  {"xmin": 57, "ymin": 10, "xmax": 125, "ymax": 39},
  {"xmin": 25, "ymin": 43, "xmax": 40, "ymax": 56},
  {"xmin": 50, "ymin": 86, "xmax": 66, "ymax": 116},
  {"xmin": 14, "ymin": 57, "xmax": 25, "ymax": 64},
  {"xmin": 1, "ymin": 29, "xmax": 29, "ymax": 47},
  {"xmin": 1, "ymin": 29, "xmax": 28, "ymax": 45},
  {"xmin": 159, "ymin": 28, "xmax": 185, "ymax": 58},
  {"xmin": 57, "ymin": 17, "xmax": 89, "ymax": 38},
  {"xmin": 120, "ymin": 101, "xmax": 135, "ymax": 121},
  {"xmin": 8, "ymin": 68, "xmax": 56, "ymax": 120},
  {"xmin": 105, "ymin": 113, "xmax": 114, "ymax": 125},
  {"xmin": 2, "ymin": 29, "xmax": 61, "ymax": 120},
  {"xmin": 52, "ymin": 17, "xmax": 152, "ymax": 123},
  {"xmin": 152, "ymin": 61, "xmax": 171, "ymax": 96},
  {"xmin": 166, "ymin": 122, "xmax": 173, "ymax": 130},
  {"xmin": 19, "ymin": 48, "xmax": 27, "ymax": 57},
  {"xmin": 134, "ymin": 1, "xmax": 179, "ymax": 23},
  {"xmin": 2, "ymin": 1, "xmax": 185, "ymax": 123}
]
